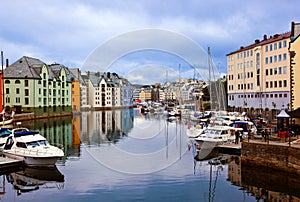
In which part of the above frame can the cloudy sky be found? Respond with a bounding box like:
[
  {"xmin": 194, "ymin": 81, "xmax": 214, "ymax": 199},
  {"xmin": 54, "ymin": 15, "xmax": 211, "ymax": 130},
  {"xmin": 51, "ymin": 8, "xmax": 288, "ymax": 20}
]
[{"xmin": 0, "ymin": 0, "xmax": 299, "ymax": 84}]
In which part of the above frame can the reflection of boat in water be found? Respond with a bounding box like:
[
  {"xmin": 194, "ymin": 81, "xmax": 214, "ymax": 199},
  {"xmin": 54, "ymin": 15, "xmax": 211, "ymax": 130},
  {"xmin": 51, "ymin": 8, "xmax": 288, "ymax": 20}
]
[
  {"xmin": 6, "ymin": 166, "xmax": 64, "ymax": 194},
  {"xmin": 2, "ymin": 128, "xmax": 64, "ymax": 166}
]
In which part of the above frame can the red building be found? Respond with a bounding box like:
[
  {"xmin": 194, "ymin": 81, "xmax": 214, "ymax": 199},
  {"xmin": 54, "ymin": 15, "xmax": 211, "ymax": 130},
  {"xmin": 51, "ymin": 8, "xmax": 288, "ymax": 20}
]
[{"xmin": 0, "ymin": 71, "xmax": 3, "ymax": 112}]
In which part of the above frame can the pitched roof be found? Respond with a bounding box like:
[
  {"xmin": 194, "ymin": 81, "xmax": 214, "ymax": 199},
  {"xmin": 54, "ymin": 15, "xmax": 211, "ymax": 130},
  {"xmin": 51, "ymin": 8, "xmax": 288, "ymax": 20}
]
[
  {"xmin": 4, "ymin": 56, "xmax": 45, "ymax": 78},
  {"xmin": 227, "ymin": 32, "xmax": 291, "ymax": 55}
]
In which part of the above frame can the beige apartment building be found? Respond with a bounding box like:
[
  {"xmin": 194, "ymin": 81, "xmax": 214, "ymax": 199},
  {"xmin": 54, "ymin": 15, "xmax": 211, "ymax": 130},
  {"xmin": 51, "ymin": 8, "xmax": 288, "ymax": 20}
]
[
  {"xmin": 227, "ymin": 32, "xmax": 291, "ymax": 117},
  {"xmin": 290, "ymin": 22, "xmax": 300, "ymax": 111}
]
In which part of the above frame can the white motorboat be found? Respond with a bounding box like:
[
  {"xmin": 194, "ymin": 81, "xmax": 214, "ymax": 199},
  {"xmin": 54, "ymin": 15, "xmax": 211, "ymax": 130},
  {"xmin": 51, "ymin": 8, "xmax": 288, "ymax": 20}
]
[
  {"xmin": 2, "ymin": 128, "xmax": 64, "ymax": 166},
  {"xmin": 194, "ymin": 126, "xmax": 236, "ymax": 150}
]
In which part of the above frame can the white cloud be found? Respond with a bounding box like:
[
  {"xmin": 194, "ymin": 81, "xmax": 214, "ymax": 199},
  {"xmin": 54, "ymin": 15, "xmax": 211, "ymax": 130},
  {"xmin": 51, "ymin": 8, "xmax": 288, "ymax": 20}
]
[{"xmin": 1, "ymin": 0, "xmax": 300, "ymax": 79}]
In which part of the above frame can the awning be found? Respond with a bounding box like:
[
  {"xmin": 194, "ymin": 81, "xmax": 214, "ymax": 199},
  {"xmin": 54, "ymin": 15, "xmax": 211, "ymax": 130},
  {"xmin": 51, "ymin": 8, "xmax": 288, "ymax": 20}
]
[{"xmin": 277, "ymin": 109, "xmax": 291, "ymax": 118}]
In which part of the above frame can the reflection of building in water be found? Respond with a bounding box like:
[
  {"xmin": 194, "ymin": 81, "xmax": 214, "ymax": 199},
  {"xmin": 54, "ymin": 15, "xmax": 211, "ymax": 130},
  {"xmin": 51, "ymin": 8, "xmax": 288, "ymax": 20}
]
[
  {"xmin": 227, "ymin": 156, "xmax": 241, "ymax": 187},
  {"xmin": 227, "ymin": 157, "xmax": 300, "ymax": 202},
  {"xmin": 28, "ymin": 116, "xmax": 76, "ymax": 158},
  {"xmin": 241, "ymin": 170, "xmax": 300, "ymax": 202},
  {"xmin": 80, "ymin": 109, "xmax": 134, "ymax": 145}
]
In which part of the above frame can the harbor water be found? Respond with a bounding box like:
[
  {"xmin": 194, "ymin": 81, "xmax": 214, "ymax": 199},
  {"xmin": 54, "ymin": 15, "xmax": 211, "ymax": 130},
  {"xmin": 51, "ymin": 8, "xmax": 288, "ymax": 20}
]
[{"xmin": 0, "ymin": 108, "xmax": 299, "ymax": 202}]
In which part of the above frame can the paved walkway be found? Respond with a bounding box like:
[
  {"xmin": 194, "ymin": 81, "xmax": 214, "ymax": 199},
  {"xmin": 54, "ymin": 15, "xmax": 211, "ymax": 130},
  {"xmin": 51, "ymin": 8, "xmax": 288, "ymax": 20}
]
[{"xmin": 246, "ymin": 136, "xmax": 300, "ymax": 148}]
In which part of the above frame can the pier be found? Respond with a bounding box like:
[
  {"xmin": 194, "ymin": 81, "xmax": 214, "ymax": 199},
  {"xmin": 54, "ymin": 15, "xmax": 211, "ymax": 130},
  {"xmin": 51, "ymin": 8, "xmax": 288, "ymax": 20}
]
[
  {"xmin": 217, "ymin": 142, "xmax": 241, "ymax": 155},
  {"xmin": 0, "ymin": 156, "xmax": 23, "ymax": 173}
]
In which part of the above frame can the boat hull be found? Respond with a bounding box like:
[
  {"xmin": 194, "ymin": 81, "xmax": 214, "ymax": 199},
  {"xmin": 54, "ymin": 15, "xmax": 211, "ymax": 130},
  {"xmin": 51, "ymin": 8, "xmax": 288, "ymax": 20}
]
[{"xmin": 3, "ymin": 152, "xmax": 61, "ymax": 166}]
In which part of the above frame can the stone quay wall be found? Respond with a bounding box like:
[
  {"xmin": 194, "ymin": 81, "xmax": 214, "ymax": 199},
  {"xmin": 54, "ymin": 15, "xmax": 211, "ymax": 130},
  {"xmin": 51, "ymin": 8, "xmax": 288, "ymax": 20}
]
[{"xmin": 241, "ymin": 142, "xmax": 300, "ymax": 174}]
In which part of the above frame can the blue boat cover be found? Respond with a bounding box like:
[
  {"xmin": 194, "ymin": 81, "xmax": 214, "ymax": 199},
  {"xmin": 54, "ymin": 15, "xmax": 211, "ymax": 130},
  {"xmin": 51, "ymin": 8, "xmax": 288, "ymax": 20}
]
[{"xmin": 14, "ymin": 130, "xmax": 39, "ymax": 137}]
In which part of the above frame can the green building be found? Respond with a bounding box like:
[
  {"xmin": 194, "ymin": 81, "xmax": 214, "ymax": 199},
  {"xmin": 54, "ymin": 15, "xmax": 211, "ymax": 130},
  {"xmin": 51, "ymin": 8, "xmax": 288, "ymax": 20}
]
[{"xmin": 4, "ymin": 56, "xmax": 72, "ymax": 116}]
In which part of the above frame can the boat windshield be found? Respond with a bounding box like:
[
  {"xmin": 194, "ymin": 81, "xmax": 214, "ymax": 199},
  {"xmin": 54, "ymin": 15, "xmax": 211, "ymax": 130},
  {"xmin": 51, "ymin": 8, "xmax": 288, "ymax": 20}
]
[
  {"xmin": 26, "ymin": 140, "xmax": 49, "ymax": 148},
  {"xmin": 26, "ymin": 141, "xmax": 40, "ymax": 148},
  {"xmin": 39, "ymin": 140, "xmax": 49, "ymax": 146}
]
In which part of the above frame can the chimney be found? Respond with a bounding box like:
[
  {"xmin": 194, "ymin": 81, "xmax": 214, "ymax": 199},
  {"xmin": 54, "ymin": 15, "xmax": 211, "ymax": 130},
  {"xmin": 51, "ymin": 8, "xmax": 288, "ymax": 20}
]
[
  {"xmin": 255, "ymin": 39, "xmax": 260, "ymax": 44},
  {"xmin": 6, "ymin": 59, "xmax": 9, "ymax": 67},
  {"xmin": 263, "ymin": 34, "xmax": 267, "ymax": 40}
]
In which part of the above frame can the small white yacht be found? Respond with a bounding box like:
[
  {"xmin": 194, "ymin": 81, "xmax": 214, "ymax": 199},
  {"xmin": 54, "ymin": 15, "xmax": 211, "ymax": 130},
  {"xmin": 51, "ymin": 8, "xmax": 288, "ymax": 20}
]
[
  {"xmin": 194, "ymin": 126, "xmax": 236, "ymax": 149},
  {"xmin": 2, "ymin": 128, "xmax": 64, "ymax": 166}
]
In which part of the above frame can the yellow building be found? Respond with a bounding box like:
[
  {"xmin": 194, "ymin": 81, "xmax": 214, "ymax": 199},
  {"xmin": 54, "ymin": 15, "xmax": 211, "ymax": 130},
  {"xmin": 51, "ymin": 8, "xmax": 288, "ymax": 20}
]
[
  {"xmin": 139, "ymin": 88, "xmax": 151, "ymax": 102},
  {"xmin": 227, "ymin": 31, "xmax": 291, "ymax": 117},
  {"xmin": 290, "ymin": 22, "xmax": 300, "ymax": 111}
]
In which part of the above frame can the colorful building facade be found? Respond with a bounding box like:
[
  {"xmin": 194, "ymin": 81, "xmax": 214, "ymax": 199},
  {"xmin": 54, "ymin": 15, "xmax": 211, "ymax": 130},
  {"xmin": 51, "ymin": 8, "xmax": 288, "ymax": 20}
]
[
  {"xmin": 227, "ymin": 32, "xmax": 291, "ymax": 116},
  {"xmin": 4, "ymin": 56, "xmax": 72, "ymax": 115}
]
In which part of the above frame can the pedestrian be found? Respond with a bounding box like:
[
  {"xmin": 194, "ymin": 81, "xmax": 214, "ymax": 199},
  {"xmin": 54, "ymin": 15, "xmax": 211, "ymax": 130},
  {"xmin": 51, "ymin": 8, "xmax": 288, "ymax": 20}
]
[
  {"xmin": 239, "ymin": 130, "xmax": 243, "ymax": 142},
  {"xmin": 261, "ymin": 129, "xmax": 265, "ymax": 141},
  {"xmin": 235, "ymin": 129, "xmax": 239, "ymax": 144}
]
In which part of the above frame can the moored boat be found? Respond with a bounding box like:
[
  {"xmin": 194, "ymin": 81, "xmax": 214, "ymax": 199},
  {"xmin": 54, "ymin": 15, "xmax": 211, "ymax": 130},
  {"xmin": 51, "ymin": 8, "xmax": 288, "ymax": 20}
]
[
  {"xmin": 2, "ymin": 128, "xmax": 64, "ymax": 166},
  {"xmin": 194, "ymin": 125, "xmax": 236, "ymax": 150}
]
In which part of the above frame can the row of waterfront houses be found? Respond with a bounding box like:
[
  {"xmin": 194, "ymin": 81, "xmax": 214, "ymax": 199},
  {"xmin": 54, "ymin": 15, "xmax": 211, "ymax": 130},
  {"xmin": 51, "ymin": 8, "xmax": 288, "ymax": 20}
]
[
  {"xmin": 0, "ymin": 56, "xmax": 134, "ymax": 116},
  {"xmin": 0, "ymin": 55, "xmax": 206, "ymax": 116},
  {"xmin": 227, "ymin": 21, "xmax": 300, "ymax": 119}
]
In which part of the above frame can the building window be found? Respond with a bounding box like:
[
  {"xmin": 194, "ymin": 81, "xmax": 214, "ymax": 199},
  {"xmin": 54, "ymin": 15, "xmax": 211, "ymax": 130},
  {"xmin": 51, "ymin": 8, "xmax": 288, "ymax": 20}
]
[
  {"xmin": 16, "ymin": 88, "xmax": 20, "ymax": 94},
  {"xmin": 266, "ymin": 69, "xmax": 268, "ymax": 76},
  {"xmin": 274, "ymin": 55, "xmax": 277, "ymax": 62},
  {"xmin": 279, "ymin": 54, "xmax": 282, "ymax": 61},
  {"xmin": 266, "ymin": 82, "xmax": 269, "ymax": 88},
  {"xmin": 270, "ymin": 44, "xmax": 273, "ymax": 51},
  {"xmin": 15, "ymin": 80, "xmax": 21, "ymax": 84},
  {"xmin": 6, "ymin": 97, "xmax": 10, "ymax": 103},
  {"xmin": 279, "ymin": 80, "xmax": 282, "ymax": 87},
  {"xmin": 274, "ymin": 68, "xmax": 277, "ymax": 75},
  {"xmin": 16, "ymin": 97, "xmax": 20, "ymax": 103},
  {"xmin": 25, "ymin": 98, "xmax": 29, "ymax": 105},
  {"xmin": 283, "ymin": 53, "xmax": 287, "ymax": 60},
  {"xmin": 25, "ymin": 80, "xmax": 28, "ymax": 87},
  {"xmin": 278, "ymin": 67, "xmax": 282, "ymax": 74},
  {"xmin": 283, "ymin": 80, "xmax": 287, "ymax": 87},
  {"xmin": 279, "ymin": 41, "xmax": 282, "ymax": 48},
  {"xmin": 274, "ymin": 81, "xmax": 277, "ymax": 88},
  {"xmin": 283, "ymin": 66, "xmax": 287, "ymax": 74},
  {"xmin": 283, "ymin": 40, "xmax": 287, "ymax": 47},
  {"xmin": 265, "ymin": 57, "xmax": 268, "ymax": 64},
  {"xmin": 274, "ymin": 43, "xmax": 277, "ymax": 50},
  {"xmin": 270, "ymin": 81, "xmax": 273, "ymax": 88},
  {"xmin": 270, "ymin": 56, "xmax": 272, "ymax": 63},
  {"xmin": 270, "ymin": 69, "xmax": 273, "ymax": 75},
  {"xmin": 265, "ymin": 46, "xmax": 268, "ymax": 52},
  {"xmin": 25, "ymin": 89, "xmax": 29, "ymax": 96},
  {"xmin": 5, "ymin": 88, "xmax": 9, "ymax": 94},
  {"xmin": 43, "ymin": 73, "xmax": 46, "ymax": 79}
]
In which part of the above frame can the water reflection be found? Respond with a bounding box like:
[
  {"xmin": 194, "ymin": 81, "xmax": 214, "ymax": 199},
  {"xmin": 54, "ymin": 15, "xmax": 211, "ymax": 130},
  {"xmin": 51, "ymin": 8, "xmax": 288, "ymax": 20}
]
[
  {"xmin": 81, "ymin": 109, "xmax": 187, "ymax": 174},
  {"xmin": 7, "ymin": 166, "xmax": 64, "ymax": 194},
  {"xmin": 226, "ymin": 156, "xmax": 300, "ymax": 202},
  {"xmin": 1, "ymin": 109, "xmax": 299, "ymax": 201}
]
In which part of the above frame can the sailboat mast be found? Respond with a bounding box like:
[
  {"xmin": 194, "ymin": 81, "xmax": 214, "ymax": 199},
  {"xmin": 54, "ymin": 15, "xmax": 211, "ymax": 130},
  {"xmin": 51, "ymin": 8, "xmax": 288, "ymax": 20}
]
[
  {"xmin": 208, "ymin": 47, "xmax": 212, "ymax": 110},
  {"xmin": 1, "ymin": 51, "xmax": 4, "ymax": 113}
]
